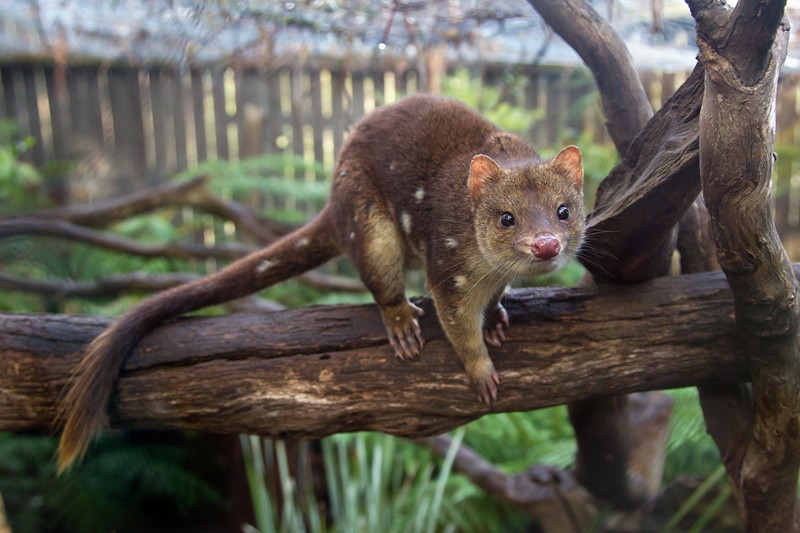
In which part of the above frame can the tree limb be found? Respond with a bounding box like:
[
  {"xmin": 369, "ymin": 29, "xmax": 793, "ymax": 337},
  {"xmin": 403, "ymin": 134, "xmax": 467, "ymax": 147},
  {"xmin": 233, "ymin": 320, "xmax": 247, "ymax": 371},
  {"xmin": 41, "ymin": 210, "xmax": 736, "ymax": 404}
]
[
  {"xmin": 420, "ymin": 435, "xmax": 593, "ymax": 532},
  {"xmin": 2, "ymin": 266, "xmax": 770, "ymax": 436},
  {"xmin": 528, "ymin": 0, "xmax": 652, "ymax": 155},
  {"xmin": 0, "ymin": 272, "xmax": 201, "ymax": 298},
  {"xmin": 1, "ymin": 176, "xmax": 210, "ymax": 227},
  {"xmin": 580, "ymin": 64, "xmax": 704, "ymax": 282},
  {"xmin": 0, "ymin": 218, "xmax": 254, "ymax": 260},
  {"xmin": 689, "ymin": 0, "xmax": 799, "ymax": 529},
  {"xmin": 0, "ymin": 175, "xmax": 291, "ymax": 243}
]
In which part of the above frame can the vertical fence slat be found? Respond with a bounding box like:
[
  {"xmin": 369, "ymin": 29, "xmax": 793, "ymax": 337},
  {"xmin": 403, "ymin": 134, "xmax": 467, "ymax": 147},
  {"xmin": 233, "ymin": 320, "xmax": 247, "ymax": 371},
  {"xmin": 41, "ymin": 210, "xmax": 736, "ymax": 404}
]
[
  {"xmin": 237, "ymin": 68, "xmax": 264, "ymax": 159},
  {"xmin": 264, "ymin": 69, "xmax": 282, "ymax": 155},
  {"xmin": 44, "ymin": 67, "xmax": 67, "ymax": 159},
  {"xmin": 290, "ymin": 66, "xmax": 305, "ymax": 178},
  {"xmin": 0, "ymin": 66, "xmax": 17, "ymax": 122},
  {"xmin": 21, "ymin": 66, "xmax": 45, "ymax": 165},
  {"xmin": 211, "ymin": 67, "xmax": 229, "ymax": 160},
  {"xmin": 331, "ymin": 70, "xmax": 345, "ymax": 158},
  {"xmin": 107, "ymin": 67, "xmax": 147, "ymax": 190},
  {"xmin": 545, "ymin": 69, "xmax": 565, "ymax": 145},
  {"xmin": 171, "ymin": 69, "xmax": 188, "ymax": 171},
  {"xmin": 67, "ymin": 68, "xmax": 88, "ymax": 143},
  {"xmin": 351, "ymin": 70, "xmax": 365, "ymax": 121},
  {"xmin": 149, "ymin": 69, "xmax": 168, "ymax": 171},
  {"xmin": 191, "ymin": 69, "xmax": 208, "ymax": 163},
  {"xmin": 309, "ymin": 68, "xmax": 324, "ymax": 168}
]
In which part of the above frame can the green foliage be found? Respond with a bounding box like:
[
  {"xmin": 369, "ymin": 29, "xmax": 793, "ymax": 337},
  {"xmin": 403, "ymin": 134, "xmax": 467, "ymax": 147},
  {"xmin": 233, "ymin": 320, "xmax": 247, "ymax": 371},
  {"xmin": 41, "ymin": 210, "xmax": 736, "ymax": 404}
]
[
  {"xmin": 443, "ymin": 69, "xmax": 544, "ymax": 134},
  {"xmin": 237, "ymin": 392, "xmax": 732, "ymax": 533},
  {"xmin": 774, "ymin": 141, "xmax": 800, "ymax": 195},
  {"xmin": 174, "ymin": 154, "xmax": 330, "ymax": 222},
  {"xmin": 662, "ymin": 388, "xmax": 722, "ymax": 482},
  {"xmin": 0, "ymin": 432, "xmax": 223, "ymax": 533},
  {"xmin": 0, "ymin": 120, "xmax": 44, "ymax": 212},
  {"xmin": 241, "ymin": 431, "xmax": 467, "ymax": 533}
]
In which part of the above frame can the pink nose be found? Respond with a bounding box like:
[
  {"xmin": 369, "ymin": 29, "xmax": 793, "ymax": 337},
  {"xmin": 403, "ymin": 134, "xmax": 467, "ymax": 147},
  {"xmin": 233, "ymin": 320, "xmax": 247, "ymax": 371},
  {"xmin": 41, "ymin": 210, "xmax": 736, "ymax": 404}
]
[{"xmin": 531, "ymin": 233, "xmax": 561, "ymax": 260}]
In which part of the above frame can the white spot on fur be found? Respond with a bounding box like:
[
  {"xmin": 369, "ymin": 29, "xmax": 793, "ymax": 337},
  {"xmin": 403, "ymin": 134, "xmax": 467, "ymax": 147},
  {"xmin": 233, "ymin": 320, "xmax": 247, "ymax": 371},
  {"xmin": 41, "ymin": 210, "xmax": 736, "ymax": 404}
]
[
  {"xmin": 454, "ymin": 275, "xmax": 468, "ymax": 288},
  {"xmin": 389, "ymin": 160, "xmax": 396, "ymax": 171},
  {"xmin": 401, "ymin": 212, "xmax": 412, "ymax": 234},
  {"xmin": 414, "ymin": 187, "xmax": 425, "ymax": 203},
  {"xmin": 295, "ymin": 237, "xmax": 310, "ymax": 248},
  {"xmin": 445, "ymin": 238, "xmax": 458, "ymax": 248},
  {"xmin": 256, "ymin": 260, "xmax": 277, "ymax": 275},
  {"xmin": 350, "ymin": 231, "xmax": 356, "ymax": 240}
]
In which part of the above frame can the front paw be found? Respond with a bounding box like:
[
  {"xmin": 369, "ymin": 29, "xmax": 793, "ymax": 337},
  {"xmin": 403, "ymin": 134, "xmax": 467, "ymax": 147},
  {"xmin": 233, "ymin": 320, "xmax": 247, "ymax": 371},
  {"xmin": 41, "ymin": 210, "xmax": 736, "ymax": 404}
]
[
  {"xmin": 467, "ymin": 359, "xmax": 500, "ymax": 404},
  {"xmin": 381, "ymin": 301, "xmax": 425, "ymax": 359},
  {"xmin": 483, "ymin": 303, "xmax": 509, "ymax": 347}
]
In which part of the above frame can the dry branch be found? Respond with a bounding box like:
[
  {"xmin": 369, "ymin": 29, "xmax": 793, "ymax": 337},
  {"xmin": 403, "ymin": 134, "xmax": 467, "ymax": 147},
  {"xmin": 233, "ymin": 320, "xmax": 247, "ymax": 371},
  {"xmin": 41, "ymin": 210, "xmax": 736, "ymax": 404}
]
[
  {"xmin": 0, "ymin": 272, "xmax": 200, "ymax": 298},
  {"xmin": 1, "ymin": 176, "xmax": 210, "ymax": 227},
  {"xmin": 1, "ymin": 177, "xmax": 366, "ymax": 295},
  {"xmin": 690, "ymin": 0, "xmax": 800, "ymax": 529},
  {"xmin": 0, "ymin": 218, "xmax": 254, "ymax": 260},
  {"xmin": 1, "ymin": 266, "xmax": 766, "ymax": 436},
  {"xmin": 421, "ymin": 435, "xmax": 593, "ymax": 531},
  {"xmin": 0, "ymin": 175, "xmax": 291, "ymax": 242},
  {"xmin": 528, "ymin": 0, "xmax": 653, "ymax": 156}
]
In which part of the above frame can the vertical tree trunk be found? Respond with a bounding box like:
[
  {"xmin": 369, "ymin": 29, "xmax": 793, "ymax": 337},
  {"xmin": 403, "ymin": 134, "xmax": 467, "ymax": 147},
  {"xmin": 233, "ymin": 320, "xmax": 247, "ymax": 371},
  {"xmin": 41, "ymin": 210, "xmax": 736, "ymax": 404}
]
[{"xmin": 689, "ymin": 1, "xmax": 800, "ymax": 529}]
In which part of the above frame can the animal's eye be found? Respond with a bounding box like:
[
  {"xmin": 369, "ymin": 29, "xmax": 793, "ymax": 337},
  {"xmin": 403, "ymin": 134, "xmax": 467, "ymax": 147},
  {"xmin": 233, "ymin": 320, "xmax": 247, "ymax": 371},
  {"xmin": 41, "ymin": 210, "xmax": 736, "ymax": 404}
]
[
  {"xmin": 500, "ymin": 212, "xmax": 515, "ymax": 227},
  {"xmin": 557, "ymin": 205, "xmax": 570, "ymax": 220}
]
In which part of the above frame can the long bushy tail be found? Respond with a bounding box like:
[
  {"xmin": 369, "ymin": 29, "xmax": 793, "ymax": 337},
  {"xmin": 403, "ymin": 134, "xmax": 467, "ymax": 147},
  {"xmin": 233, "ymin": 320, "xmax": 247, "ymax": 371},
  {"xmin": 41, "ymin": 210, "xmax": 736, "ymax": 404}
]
[{"xmin": 57, "ymin": 206, "xmax": 340, "ymax": 471}]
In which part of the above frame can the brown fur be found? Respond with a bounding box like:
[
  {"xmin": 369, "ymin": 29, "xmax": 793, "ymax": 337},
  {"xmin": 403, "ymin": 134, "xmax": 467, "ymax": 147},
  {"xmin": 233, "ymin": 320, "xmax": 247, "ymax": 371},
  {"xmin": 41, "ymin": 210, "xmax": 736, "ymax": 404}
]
[{"xmin": 57, "ymin": 94, "xmax": 585, "ymax": 470}]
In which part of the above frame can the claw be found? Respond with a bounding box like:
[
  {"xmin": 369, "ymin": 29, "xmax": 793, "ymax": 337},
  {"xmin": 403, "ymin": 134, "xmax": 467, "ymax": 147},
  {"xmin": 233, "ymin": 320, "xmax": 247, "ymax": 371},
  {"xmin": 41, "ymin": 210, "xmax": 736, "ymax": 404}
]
[
  {"xmin": 472, "ymin": 369, "xmax": 500, "ymax": 404},
  {"xmin": 495, "ymin": 323, "xmax": 506, "ymax": 342},
  {"xmin": 483, "ymin": 303, "xmax": 510, "ymax": 347},
  {"xmin": 485, "ymin": 331, "xmax": 501, "ymax": 347},
  {"xmin": 499, "ymin": 306, "xmax": 510, "ymax": 328},
  {"xmin": 382, "ymin": 301, "xmax": 426, "ymax": 360}
]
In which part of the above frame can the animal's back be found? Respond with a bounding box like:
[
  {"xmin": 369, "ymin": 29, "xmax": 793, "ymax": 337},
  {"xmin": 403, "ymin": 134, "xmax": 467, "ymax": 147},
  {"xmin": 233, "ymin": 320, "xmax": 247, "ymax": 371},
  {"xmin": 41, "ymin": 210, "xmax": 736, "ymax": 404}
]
[{"xmin": 337, "ymin": 95, "xmax": 500, "ymax": 196}]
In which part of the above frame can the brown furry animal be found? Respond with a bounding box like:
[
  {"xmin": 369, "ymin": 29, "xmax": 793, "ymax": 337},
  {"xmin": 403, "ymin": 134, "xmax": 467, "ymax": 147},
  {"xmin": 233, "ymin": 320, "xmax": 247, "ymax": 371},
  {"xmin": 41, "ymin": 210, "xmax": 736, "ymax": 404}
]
[{"xmin": 58, "ymin": 94, "xmax": 585, "ymax": 470}]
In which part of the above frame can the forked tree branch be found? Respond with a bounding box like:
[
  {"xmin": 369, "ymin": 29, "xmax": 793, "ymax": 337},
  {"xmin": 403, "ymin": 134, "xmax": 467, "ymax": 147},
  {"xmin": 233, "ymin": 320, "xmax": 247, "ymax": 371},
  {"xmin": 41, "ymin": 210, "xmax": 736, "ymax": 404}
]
[{"xmin": 689, "ymin": 0, "xmax": 799, "ymax": 529}]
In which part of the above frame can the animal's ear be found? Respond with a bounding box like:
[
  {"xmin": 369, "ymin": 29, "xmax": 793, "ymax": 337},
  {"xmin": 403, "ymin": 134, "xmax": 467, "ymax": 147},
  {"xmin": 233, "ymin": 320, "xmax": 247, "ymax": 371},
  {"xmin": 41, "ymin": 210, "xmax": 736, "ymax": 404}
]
[
  {"xmin": 552, "ymin": 145, "xmax": 583, "ymax": 190},
  {"xmin": 468, "ymin": 154, "xmax": 502, "ymax": 200}
]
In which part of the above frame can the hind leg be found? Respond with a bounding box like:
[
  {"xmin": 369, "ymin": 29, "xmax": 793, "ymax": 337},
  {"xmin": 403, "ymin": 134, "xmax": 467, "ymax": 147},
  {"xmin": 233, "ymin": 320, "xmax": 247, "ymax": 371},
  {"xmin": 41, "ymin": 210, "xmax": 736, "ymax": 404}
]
[{"xmin": 332, "ymin": 168, "xmax": 424, "ymax": 358}]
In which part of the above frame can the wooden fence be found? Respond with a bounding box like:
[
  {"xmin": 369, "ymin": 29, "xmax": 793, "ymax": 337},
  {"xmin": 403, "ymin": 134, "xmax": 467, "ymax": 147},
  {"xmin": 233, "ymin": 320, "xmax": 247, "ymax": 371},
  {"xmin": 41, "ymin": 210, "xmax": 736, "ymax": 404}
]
[{"xmin": 2, "ymin": 61, "xmax": 800, "ymax": 256}]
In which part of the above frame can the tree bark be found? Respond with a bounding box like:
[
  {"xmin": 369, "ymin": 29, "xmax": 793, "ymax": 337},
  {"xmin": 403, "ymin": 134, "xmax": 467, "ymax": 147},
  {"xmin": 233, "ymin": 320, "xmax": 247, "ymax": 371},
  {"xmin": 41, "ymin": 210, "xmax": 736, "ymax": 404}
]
[
  {"xmin": 1, "ymin": 267, "xmax": 774, "ymax": 436},
  {"xmin": 689, "ymin": 0, "xmax": 800, "ymax": 530}
]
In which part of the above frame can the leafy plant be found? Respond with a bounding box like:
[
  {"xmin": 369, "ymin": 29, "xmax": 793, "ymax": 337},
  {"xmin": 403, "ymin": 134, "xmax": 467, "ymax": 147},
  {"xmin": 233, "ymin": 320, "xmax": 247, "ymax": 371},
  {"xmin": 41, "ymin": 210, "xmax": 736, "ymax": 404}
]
[
  {"xmin": 0, "ymin": 432, "xmax": 224, "ymax": 533},
  {"xmin": 443, "ymin": 69, "xmax": 544, "ymax": 135},
  {"xmin": 0, "ymin": 119, "xmax": 43, "ymax": 212},
  {"xmin": 241, "ymin": 430, "xmax": 466, "ymax": 533}
]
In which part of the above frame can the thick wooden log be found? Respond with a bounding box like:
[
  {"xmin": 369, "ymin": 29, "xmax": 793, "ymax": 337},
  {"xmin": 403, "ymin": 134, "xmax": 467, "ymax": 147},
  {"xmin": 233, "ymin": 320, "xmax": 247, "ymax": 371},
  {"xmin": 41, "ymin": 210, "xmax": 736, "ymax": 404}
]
[{"xmin": 1, "ymin": 267, "xmax": 766, "ymax": 437}]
